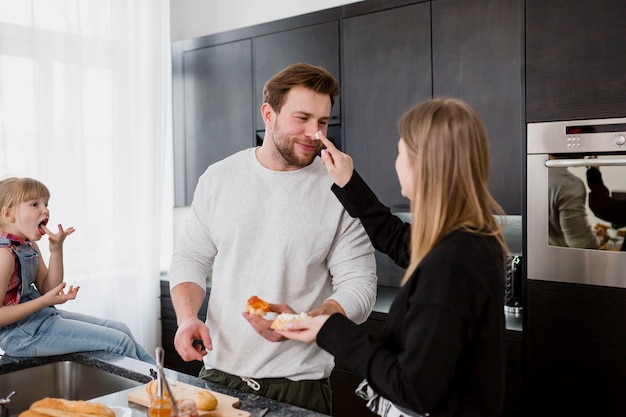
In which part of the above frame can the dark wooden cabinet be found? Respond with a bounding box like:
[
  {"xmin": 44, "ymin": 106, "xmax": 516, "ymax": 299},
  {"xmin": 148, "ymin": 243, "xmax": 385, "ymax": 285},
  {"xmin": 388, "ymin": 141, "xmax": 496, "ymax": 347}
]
[
  {"xmin": 432, "ymin": 0, "xmax": 524, "ymax": 214},
  {"xmin": 526, "ymin": 280, "xmax": 626, "ymax": 417},
  {"xmin": 172, "ymin": 39, "xmax": 254, "ymax": 206},
  {"xmin": 172, "ymin": 0, "xmax": 526, "ymax": 213},
  {"xmin": 160, "ymin": 280, "xmax": 209, "ymax": 375},
  {"xmin": 341, "ymin": 2, "xmax": 432, "ymax": 209},
  {"xmin": 253, "ymin": 21, "xmax": 341, "ymax": 132},
  {"xmin": 526, "ymin": 0, "xmax": 626, "ymax": 122},
  {"xmin": 503, "ymin": 331, "xmax": 523, "ymax": 417}
]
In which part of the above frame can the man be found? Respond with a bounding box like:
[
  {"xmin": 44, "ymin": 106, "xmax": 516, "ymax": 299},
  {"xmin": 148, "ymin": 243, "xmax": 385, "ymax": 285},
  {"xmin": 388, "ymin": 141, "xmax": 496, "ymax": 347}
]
[
  {"xmin": 548, "ymin": 154, "xmax": 598, "ymax": 249},
  {"xmin": 169, "ymin": 63, "xmax": 377, "ymax": 414}
]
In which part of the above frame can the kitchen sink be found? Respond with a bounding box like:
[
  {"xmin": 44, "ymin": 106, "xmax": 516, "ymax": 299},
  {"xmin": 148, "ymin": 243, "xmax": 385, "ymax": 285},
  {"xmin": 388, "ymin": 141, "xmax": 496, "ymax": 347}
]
[{"xmin": 0, "ymin": 361, "xmax": 144, "ymax": 414}]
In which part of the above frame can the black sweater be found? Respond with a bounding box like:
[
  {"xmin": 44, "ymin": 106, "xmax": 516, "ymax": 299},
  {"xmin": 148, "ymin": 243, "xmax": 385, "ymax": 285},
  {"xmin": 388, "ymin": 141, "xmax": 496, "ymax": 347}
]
[{"xmin": 317, "ymin": 171, "xmax": 506, "ymax": 417}]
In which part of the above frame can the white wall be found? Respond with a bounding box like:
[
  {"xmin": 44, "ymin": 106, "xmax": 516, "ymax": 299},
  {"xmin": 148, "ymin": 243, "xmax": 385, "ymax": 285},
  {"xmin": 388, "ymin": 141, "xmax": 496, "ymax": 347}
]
[{"xmin": 170, "ymin": 0, "xmax": 363, "ymax": 42}]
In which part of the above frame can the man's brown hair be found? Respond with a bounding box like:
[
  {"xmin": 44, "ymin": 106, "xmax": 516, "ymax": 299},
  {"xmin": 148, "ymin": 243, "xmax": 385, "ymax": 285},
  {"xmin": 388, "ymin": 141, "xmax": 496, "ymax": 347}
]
[{"xmin": 263, "ymin": 63, "xmax": 340, "ymax": 113}]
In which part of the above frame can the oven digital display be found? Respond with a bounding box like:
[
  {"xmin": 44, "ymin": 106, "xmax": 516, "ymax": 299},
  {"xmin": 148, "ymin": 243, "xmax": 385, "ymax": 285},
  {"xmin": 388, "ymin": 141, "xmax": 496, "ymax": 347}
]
[{"xmin": 566, "ymin": 123, "xmax": 626, "ymax": 134}]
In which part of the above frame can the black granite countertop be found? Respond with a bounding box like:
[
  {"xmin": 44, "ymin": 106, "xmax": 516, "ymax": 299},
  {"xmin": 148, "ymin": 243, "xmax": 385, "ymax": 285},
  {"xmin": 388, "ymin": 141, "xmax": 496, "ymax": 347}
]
[
  {"xmin": 0, "ymin": 352, "xmax": 329, "ymax": 417},
  {"xmin": 375, "ymin": 285, "xmax": 524, "ymax": 333}
]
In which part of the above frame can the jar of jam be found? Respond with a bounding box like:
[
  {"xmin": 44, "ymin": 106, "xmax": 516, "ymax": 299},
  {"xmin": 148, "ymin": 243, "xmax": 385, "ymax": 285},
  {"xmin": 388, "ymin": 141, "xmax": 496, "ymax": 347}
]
[
  {"xmin": 175, "ymin": 399, "xmax": 199, "ymax": 417},
  {"xmin": 148, "ymin": 393, "xmax": 173, "ymax": 417}
]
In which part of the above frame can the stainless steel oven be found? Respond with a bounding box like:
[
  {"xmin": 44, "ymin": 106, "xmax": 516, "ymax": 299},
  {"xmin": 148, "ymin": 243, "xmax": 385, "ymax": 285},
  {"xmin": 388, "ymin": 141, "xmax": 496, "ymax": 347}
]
[
  {"xmin": 526, "ymin": 117, "xmax": 626, "ymax": 416},
  {"xmin": 527, "ymin": 117, "xmax": 626, "ymax": 287}
]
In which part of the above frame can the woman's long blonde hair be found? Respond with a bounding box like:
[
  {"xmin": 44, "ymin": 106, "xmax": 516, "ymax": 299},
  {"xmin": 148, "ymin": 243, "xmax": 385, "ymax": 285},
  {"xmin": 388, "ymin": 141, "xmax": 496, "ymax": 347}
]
[{"xmin": 400, "ymin": 98, "xmax": 507, "ymax": 284}]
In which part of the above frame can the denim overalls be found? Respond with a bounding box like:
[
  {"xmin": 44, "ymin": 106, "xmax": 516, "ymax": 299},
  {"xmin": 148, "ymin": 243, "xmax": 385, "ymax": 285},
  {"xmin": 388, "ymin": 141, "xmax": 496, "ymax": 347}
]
[
  {"xmin": 0, "ymin": 236, "xmax": 58, "ymax": 356},
  {"xmin": 0, "ymin": 236, "xmax": 154, "ymax": 363},
  {"xmin": 0, "ymin": 236, "xmax": 41, "ymax": 300}
]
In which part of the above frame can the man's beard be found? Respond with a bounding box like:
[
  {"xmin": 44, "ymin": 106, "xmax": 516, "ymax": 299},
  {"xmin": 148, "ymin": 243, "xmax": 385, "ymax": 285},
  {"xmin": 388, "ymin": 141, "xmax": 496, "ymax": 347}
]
[{"xmin": 271, "ymin": 122, "xmax": 321, "ymax": 168}]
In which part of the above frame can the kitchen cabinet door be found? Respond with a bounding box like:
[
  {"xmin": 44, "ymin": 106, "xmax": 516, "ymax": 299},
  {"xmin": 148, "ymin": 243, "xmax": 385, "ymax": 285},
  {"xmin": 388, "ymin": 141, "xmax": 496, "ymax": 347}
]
[
  {"xmin": 341, "ymin": 2, "xmax": 431, "ymax": 209},
  {"xmin": 172, "ymin": 39, "xmax": 254, "ymax": 206},
  {"xmin": 253, "ymin": 21, "xmax": 340, "ymax": 132},
  {"xmin": 160, "ymin": 280, "xmax": 210, "ymax": 375},
  {"xmin": 526, "ymin": 0, "xmax": 626, "ymax": 122},
  {"xmin": 432, "ymin": 0, "xmax": 524, "ymax": 215},
  {"xmin": 527, "ymin": 280, "xmax": 626, "ymax": 416}
]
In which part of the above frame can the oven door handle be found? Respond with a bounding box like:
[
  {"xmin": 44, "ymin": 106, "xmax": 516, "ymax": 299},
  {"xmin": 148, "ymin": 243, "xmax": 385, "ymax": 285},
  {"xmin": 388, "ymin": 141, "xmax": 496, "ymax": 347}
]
[{"xmin": 545, "ymin": 157, "xmax": 626, "ymax": 168}]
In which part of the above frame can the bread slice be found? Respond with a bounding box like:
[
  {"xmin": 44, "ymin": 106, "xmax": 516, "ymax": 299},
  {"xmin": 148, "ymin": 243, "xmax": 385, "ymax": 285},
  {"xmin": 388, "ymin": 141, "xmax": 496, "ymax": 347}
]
[
  {"xmin": 245, "ymin": 296, "xmax": 270, "ymax": 316},
  {"xmin": 270, "ymin": 312, "xmax": 311, "ymax": 330}
]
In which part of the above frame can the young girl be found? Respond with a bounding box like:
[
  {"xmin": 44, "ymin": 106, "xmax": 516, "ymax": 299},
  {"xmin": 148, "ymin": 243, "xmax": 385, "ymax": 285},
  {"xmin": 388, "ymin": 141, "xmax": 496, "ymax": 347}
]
[
  {"xmin": 0, "ymin": 177, "xmax": 154, "ymax": 363},
  {"xmin": 277, "ymin": 98, "xmax": 508, "ymax": 417}
]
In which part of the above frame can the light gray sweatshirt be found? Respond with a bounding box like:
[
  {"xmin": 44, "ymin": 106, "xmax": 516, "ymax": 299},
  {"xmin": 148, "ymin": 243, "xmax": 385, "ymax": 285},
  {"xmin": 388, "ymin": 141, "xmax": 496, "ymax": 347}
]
[{"xmin": 169, "ymin": 148, "xmax": 377, "ymax": 380}]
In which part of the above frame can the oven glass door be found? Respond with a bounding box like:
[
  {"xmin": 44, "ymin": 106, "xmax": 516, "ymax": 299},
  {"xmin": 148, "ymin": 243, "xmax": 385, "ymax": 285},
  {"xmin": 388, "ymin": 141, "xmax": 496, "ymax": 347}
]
[
  {"xmin": 527, "ymin": 154, "xmax": 626, "ymax": 288},
  {"xmin": 548, "ymin": 155, "xmax": 626, "ymax": 250}
]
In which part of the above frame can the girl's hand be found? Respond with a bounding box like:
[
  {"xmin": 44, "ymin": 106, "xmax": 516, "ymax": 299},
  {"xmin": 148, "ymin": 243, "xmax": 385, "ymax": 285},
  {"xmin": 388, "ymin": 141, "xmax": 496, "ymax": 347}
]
[
  {"xmin": 44, "ymin": 224, "xmax": 75, "ymax": 252},
  {"xmin": 273, "ymin": 314, "xmax": 330, "ymax": 344},
  {"xmin": 316, "ymin": 131, "xmax": 354, "ymax": 187},
  {"xmin": 42, "ymin": 282, "xmax": 80, "ymax": 306}
]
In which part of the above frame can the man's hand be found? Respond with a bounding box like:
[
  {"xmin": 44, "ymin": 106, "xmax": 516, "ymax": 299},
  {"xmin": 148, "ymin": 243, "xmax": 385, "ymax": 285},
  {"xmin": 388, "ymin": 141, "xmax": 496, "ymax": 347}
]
[
  {"xmin": 242, "ymin": 302, "xmax": 296, "ymax": 342},
  {"xmin": 174, "ymin": 317, "xmax": 212, "ymax": 362}
]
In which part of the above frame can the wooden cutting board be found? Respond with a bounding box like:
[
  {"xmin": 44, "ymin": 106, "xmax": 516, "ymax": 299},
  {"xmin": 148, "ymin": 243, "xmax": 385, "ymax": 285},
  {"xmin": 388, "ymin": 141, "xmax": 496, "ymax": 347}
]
[{"xmin": 127, "ymin": 381, "xmax": 250, "ymax": 417}]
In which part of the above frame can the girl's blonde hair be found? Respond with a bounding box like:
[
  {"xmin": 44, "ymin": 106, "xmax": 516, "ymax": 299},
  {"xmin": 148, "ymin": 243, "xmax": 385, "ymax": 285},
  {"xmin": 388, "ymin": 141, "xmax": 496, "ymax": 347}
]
[
  {"xmin": 399, "ymin": 98, "xmax": 507, "ymax": 284},
  {"xmin": 0, "ymin": 177, "xmax": 50, "ymax": 225}
]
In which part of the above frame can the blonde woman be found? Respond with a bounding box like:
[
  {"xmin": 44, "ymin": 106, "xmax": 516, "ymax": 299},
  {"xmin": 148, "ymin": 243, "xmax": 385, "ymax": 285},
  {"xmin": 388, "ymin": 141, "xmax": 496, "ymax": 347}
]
[{"xmin": 277, "ymin": 98, "xmax": 508, "ymax": 417}]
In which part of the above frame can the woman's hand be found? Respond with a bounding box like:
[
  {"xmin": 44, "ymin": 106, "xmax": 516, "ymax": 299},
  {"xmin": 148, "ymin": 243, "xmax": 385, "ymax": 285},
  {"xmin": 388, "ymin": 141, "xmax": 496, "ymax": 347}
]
[
  {"xmin": 274, "ymin": 314, "xmax": 330, "ymax": 344},
  {"xmin": 316, "ymin": 131, "xmax": 354, "ymax": 188}
]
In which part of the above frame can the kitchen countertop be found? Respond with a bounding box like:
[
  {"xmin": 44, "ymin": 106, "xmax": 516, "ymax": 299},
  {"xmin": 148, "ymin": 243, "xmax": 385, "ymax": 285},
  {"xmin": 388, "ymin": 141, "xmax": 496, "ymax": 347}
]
[
  {"xmin": 0, "ymin": 352, "xmax": 329, "ymax": 417},
  {"xmin": 375, "ymin": 285, "xmax": 524, "ymax": 333}
]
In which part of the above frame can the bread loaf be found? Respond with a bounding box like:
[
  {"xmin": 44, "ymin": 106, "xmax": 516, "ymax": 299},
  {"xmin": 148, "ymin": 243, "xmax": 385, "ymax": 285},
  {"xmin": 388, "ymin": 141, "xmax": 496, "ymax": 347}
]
[
  {"xmin": 145, "ymin": 379, "xmax": 164, "ymax": 397},
  {"xmin": 19, "ymin": 398, "xmax": 115, "ymax": 417},
  {"xmin": 18, "ymin": 410, "xmax": 51, "ymax": 417},
  {"xmin": 194, "ymin": 390, "xmax": 218, "ymax": 411}
]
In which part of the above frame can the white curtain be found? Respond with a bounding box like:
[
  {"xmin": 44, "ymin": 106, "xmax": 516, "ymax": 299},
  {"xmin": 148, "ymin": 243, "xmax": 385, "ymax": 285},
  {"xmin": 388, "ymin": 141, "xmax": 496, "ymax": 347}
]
[{"xmin": 0, "ymin": 0, "xmax": 172, "ymax": 356}]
